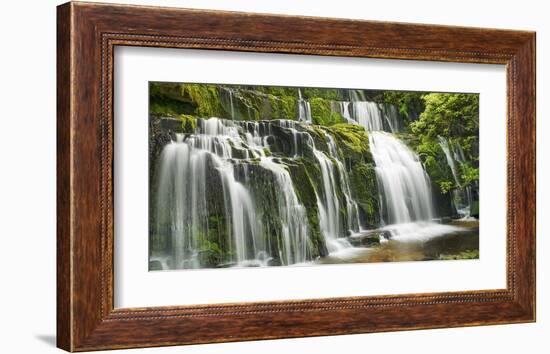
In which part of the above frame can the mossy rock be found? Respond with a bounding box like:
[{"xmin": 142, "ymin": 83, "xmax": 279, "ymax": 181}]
[
  {"xmin": 301, "ymin": 87, "xmax": 341, "ymax": 101},
  {"xmin": 286, "ymin": 162, "xmax": 328, "ymax": 258},
  {"xmin": 328, "ymin": 124, "xmax": 371, "ymax": 157},
  {"xmin": 182, "ymin": 84, "xmax": 225, "ymax": 118},
  {"xmin": 310, "ymin": 97, "xmax": 345, "ymax": 126},
  {"xmin": 149, "ymin": 82, "xmax": 197, "ymax": 117},
  {"xmin": 149, "ymin": 82, "xmax": 225, "ymax": 118},
  {"xmin": 348, "ymin": 163, "xmax": 380, "ymax": 228},
  {"xmin": 179, "ymin": 114, "xmax": 197, "ymax": 133}
]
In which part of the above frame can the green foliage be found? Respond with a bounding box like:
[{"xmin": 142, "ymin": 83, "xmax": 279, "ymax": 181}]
[
  {"xmin": 460, "ymin": 163, "xmax": 479, "ymax": 187},
  {"xmin": 310, "ymin": 97, "xmax": 344, "ymax": 126},
  {"xmin": 438, "ymin": 180, "xmax": 454, "ymax": 194},
  {"xmin": 382, "ymin": 91, "xmax": 425, "ymax": 118},
  {"xmin": 413, "ymin": 139, "xmax": 456, "ymax": 193},
  {"xmin": 196, "ymin": 233, "xmax": 224, "ymax": 266},
  {"xmin": 411, "ymin": 93, "xmax": 479, "ymax": 143},
  {"xmin": 280, "ymin": 96, "xmax": 298, "ymax": 119},
  {"xmin": 268, "ymin": 94, "xmax": 298, "ymax": 120},
  {"xmin": 263, "ymin": 86, "xmax": 299, "ymax": 98},
  {"xmin": 301, "ymin": 87, "xmax": 341, "ymax": 101},
  {"xmin": 407, "ymin": 93, "xmax": 480, "ymax": 194}
]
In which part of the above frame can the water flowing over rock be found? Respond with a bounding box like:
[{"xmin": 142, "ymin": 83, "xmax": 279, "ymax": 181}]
[
  {"xmin": 333, "ymin": 97, "xmax": 441, "ymax": 240},
  {"xmin": 438, "ymin": 136, "xmax": 473, "ymax": 218},
  {"xmin": 369, "ymin": 132, "xmax": 434, "ymax": 224},
  {"xmin": 150, "ymin": 85, "xmax": 475, "ymax": 269},
  {"xmin": 152, "ymin": 116, "xmax": 368, "ymax": 269},
  {"xmin": 334, "ymin": 101, "xmax": 400, "ymax": 132},
  {"xmin": 297, "ymin": 88, "xmax": 312, "ymax": 123}
]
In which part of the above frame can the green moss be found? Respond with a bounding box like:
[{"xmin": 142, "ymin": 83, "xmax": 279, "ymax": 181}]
[
  {"xmin": 182, "ymin": 84, "xmax": 224, "ymax": 118},
  {"xmin": 287, "ymin": 161, "xmax": 327, "ymax": 257},
  {"xmin": 149, "ymin": 82, "xmax": 225, "ymax": 118},
  {"xmin": 266, "ymin": 94, "xmax": 298, "ymax": 120},
  {"xmin": 149, "ymin": 82, "xmax": 196, "ymax": 116},
  {"xmin": 302, "ymin": 87, "xmax": 341, "ymax": 101},
  {"xmin": 179, "ymin": 114, "xmax": 197, "ymax": 133},
  {"xmin": 310, "ymin": 97, "xmax": 345, "ymax": 126},
  {"xmin": 328, "ymin": 123, "xmax": 371, "ymax": 156},
  {"xmin": 264, "ymin": 86, "xmax": 298, "ymax": 98},
  {"xmin": 280, "ymin": 95, "xmax": 298, "ymax": 119},
  {"xmin": 349, "ymin": 163, "xmax": 380, "ymax": 228}
]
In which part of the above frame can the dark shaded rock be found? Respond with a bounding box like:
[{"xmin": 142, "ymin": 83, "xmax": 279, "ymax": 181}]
[
  {"xmin": 431, "ymin": 181, "xmax": 457, "ymax": 219},
  {"xmin": 148, "ymin": 260, "xmax": 163, "ymax": 271},
  {"xmin": 160, "ymin": 117, "xmax": 184, "ymax": 133},
  {"xmin": 268, "ymin": 258, "xmax": 282, "ymax": 267}
]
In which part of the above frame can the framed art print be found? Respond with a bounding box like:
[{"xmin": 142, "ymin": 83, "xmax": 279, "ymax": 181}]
[{"xmin": 57, "ymin": 2, "xmax": 536, "ymax": 351}]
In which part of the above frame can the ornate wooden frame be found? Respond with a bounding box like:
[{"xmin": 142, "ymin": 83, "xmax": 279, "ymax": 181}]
[{"xmin": 57, "ymin": 1, "xmax": 536, "ymax": 351}]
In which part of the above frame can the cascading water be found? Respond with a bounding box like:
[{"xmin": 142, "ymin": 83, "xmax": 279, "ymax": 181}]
[
  {"xmin": 334, "ymin": 96, "xmax": 463, "ymax": 241},
  {"xmin": 153, "ymin": 115, "xmax": 367, "ymax": 269},
  {"xmin": 438, "ymin": 136, "xmax": 473, "ymax": 218},
  {"xmin": 297, "ymin": 88, "xmax": 312, "ymax": 123},
  {"xmin": 274, "ymin": 121, "xmax": 359, "ymax": 252},
  {"xmin": 152, "ymin": 86, "xmax": 474, "ymax": 269},
  {"xmin": 258, "ymin": 157, "xmax": 311, "ymax": 264},
  {"xmin": 307, "ymin": 135, "xmax": 347, "ymax": 252},
  {"xmin": 325, "ymin": 133, "xmax": 361, "ymax": 234},
  {"xmin": 154, "ymin": 119, "xmax": 267, "ymax": 269},
  {"xmin": 335, "ymin": 101, "xmax": 401, "ymax": 132},
  {"xmin": 335, "ymin": 101, "xmax": 354, "ymax": 124},
  {"xmin": 369, "ymin": 131, "xmax": 434, "ymax": 224}
]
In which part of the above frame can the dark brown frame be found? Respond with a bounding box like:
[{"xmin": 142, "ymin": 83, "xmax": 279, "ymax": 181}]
[{"xmin": 57, "ymin": 1, "xmax": 536, "ymax": 351}]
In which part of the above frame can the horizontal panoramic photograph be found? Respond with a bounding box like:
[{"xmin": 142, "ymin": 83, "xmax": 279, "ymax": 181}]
[{"xmin": 148, "ymin": 82, "xmax": 479, "ymax": 271}]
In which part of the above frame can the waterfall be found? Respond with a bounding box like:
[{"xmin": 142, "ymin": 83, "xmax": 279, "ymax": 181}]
[
  {"xmin": 258, "ymin": 158, "xmax": 311, "ymax": 264},
  {"xmin": 334, "ymin": 95, "xmax": 442, "ymax": 240},
  {"xmin": 276, "ymin": 120, "xmax": 359, "ymax": 252},
  {"xmin": 369, "ymin": 132, "xmax": 434, "ymax": 224},
  {"xmin": 334, "ymin": 101, "xmax": 400, "ymax": 132},
  {"xmin": 352, "ymin": 102, "xmax": 387, "ymax": 131},
  {"xmin": 335, "ymin": 101, "xmax": 355, "ymax": 124},
  {"xmin": 227, "ymin": 88, "xmax": 236, "ymax": 119},
  {"xmin": 308, "ymin": 135, "xmax": 346, "ymax": 252},
  {"xmin": 155, "ymin": 119, "xmax": 266, "ymax": 269},
  {"xmin": 152, "ymin": 86, "xmax": 470, "ymax": 269},
  {"xmin": 154, "ymin": 116, "xmax": 375, "ymax": 268},
  {"xmin": 297, "ymin": 88, "xmax": 312, "ymax": 123},
  {"xmin": 324, "ymin": 133, "xmax": 361, "ymax": 234},
  {"xmin": 438, "ymin": 136, "xmax": 473, "ymax": 218}
]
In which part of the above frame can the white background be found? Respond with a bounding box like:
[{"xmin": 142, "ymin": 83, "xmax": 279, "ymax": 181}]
[
  {"xmin": 0, "ymin": 0, "xmax": 546, "ymax": 353},
  {"xmin": 115, "ymin": 47, "xmax": 506, "ymax": 308}
]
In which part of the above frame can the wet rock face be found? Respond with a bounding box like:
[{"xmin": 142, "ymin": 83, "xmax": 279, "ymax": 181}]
[
  {"xmin": 149, "ymin": 116, "xmax": 379, "ymax": 268},
  {"xmin": 147, "ymin": 83, "xmax": 480, "ymax": 270},
  {"xmin": 347, "ymin": 231, "xmax": 383, "ymax": 247},
  {"xmin": 160, "ymin": 117, "xmax": 185, "ymax": 132}
]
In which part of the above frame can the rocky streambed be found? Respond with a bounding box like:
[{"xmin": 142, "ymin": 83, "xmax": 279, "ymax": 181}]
[{"xmin": 318, "ymin": 219, "xmax": 479, "ymax": 264}]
